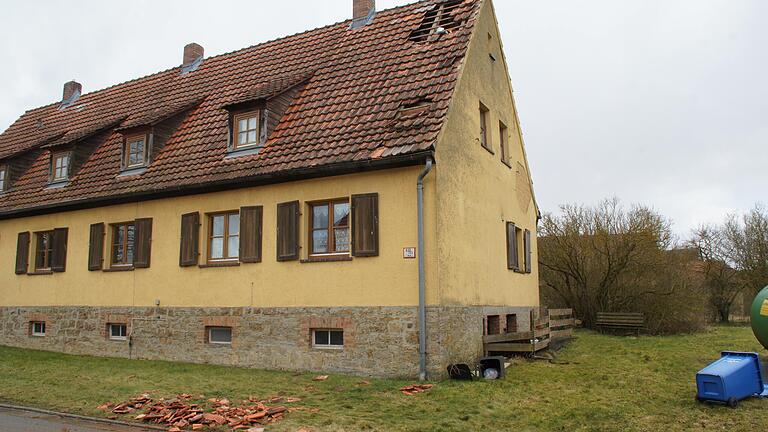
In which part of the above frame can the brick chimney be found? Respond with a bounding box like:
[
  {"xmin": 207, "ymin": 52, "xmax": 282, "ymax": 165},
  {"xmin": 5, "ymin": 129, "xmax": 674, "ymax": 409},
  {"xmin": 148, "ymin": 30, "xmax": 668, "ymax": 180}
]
[
  {"xmin": 351, "ymin": 0, "xmax": 375, "ymax": 29},
  {"xmin": 183, "ymin": 43, "xmax": 204, "ymax": 65},
  {"xmin": 61, "ymin": 80, "xmax": 81, "ymax": 107}
]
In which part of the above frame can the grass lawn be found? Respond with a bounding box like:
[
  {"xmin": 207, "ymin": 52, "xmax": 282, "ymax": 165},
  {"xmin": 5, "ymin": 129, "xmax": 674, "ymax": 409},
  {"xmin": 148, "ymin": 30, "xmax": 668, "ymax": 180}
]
[{"xmin": 0, "ymin": 326, "xmax": 766, "ymax": 431}]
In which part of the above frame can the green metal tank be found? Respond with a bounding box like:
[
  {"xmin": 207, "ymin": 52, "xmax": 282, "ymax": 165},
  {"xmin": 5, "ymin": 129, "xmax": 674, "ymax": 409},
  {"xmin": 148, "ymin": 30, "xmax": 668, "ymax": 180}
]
[{"xmin": 752, "ymin": 286, "xmax": 768, "ymax": 350}]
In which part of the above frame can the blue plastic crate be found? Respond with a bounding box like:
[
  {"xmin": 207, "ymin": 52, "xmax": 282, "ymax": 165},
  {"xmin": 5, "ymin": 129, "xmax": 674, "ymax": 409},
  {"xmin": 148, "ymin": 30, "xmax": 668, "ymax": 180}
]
[{"xmin": 696, "ymin": 351, "xmax": 766, "ymax": 407}]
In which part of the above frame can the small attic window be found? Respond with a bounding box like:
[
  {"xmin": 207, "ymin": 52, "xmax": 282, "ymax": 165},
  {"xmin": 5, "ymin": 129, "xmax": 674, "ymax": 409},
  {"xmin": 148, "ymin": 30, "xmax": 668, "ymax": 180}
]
[
  {"xmin": 51, "ymin": 151, "xmax": 71, "ymax": 183},
  {"xmin": 409, "ymin": 0, "xmax": 464, "ymax": 42},
  {"xmin": 123, "ymin": 133, "xmax": 149, "ymax": 170},
  {"xmin": 0, "ymin": 165, "xmax": 7, "ymax": 192},
  {"xmin": 229, "ymin": 109, "xmax": 265, "ymax": 152}
]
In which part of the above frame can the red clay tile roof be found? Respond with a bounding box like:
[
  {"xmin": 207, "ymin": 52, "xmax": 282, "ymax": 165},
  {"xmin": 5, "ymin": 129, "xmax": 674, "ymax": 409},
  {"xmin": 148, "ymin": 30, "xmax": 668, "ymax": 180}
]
[{"xmin": 0, "ymin": 0, "xmax": 480, "ymax": 217}]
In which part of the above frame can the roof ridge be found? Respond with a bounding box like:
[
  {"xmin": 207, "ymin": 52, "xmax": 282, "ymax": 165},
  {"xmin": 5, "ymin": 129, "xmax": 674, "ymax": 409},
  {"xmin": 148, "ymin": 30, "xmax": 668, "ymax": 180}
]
[{"xmin": 15, "ymin": 0, "xmax": 435, "ymax": 118}]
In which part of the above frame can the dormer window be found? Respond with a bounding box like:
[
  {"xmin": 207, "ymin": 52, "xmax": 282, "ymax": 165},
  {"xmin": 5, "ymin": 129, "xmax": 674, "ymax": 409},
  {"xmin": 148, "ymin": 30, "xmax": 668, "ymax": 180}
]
[
  {"xmin": 0, "ymin": 165, "xmax": 6, "ymax": 191},
  {"xmin": 51, "ymin": 151, "xmax": 70, "ymax": 182},
  {"xmin": 233, "ymin": 111, "xmax": 261, "ymax": 150},
  {"xmin": 124, "ymin": 133, "xmax": 148, "ymax": 169}
]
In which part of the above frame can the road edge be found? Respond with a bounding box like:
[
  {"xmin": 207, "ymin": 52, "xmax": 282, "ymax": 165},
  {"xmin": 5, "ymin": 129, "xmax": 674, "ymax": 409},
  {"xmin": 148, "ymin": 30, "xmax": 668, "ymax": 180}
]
[{"xmin": 0, "ymin": 403, "xmax": 166, "ymax": 431}]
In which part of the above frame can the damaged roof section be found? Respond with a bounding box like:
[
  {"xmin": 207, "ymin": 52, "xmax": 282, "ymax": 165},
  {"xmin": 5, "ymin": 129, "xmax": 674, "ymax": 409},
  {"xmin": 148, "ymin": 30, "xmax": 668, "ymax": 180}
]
[
  {"xmin": 409, "ymin": 0, "xmax": 469, "ymax": 43},
  {"xmin": 0, "ymin": 0, "xmax": 482, "ymax": 217}
]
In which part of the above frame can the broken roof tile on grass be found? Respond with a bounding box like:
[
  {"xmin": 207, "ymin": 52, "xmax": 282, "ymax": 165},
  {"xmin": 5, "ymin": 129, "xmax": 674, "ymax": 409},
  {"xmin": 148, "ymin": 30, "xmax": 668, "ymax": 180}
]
[{"xmin": 0, "ymin": 0, "xmax": 481, "ymax": 217}]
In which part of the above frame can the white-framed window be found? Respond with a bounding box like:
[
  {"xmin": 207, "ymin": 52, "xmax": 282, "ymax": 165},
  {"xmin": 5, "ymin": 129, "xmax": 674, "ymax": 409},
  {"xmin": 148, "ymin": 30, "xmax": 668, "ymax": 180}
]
[
  {"xmin": 108, "ymin": 323, "xmax": 127, "ymax": 341},
  {"xmin": 31, "ymin": 321, "xmax": 46, "ymax": 337},
  {"xmin": 233, "ymin": 111, "xmax": 261, "ymax": 150},
  {"xmin": 207, "ymin": 326, "xmax": 232, "ymax": 345},
  {"xmin": 52, "ymin": 151, "xmax": 70, "ymax": 182},
  {"xmin": 312, "ymin": 329, "xmax": 344, "ymax": 349}
]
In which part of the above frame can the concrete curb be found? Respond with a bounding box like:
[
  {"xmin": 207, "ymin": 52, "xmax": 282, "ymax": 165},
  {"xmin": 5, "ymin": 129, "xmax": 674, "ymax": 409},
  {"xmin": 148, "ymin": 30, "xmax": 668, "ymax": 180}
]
[{"xmin": 0, "ymin": 403, "xmax": 166, "ymax": 431}]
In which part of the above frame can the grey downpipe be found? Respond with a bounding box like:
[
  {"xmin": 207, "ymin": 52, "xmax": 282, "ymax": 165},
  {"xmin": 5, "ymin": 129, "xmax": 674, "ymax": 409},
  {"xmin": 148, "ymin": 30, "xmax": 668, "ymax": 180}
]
[{"xmin": 417, "ymin": 156, "xmax": 433, "ymax": 381}]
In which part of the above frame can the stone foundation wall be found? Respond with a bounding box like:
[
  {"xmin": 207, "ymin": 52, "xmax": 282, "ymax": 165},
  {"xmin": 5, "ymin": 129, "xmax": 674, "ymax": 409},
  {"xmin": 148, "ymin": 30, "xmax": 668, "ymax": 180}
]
[{"xmin": 0, "ymin": 305, "xmax": 533, "ymax": 378}]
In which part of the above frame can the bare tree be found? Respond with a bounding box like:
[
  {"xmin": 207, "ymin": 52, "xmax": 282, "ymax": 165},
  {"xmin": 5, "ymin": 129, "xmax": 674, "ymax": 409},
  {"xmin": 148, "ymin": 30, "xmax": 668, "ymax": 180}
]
[
  {"xmin": 724, "ymin": 205, "xmax": 768, "ymax": 295},
  {"xmin": 538, "ymin": 198, "xmax": 699, "ymax": 331},
  {"xmin": 689, "ymin": 225, "xmax": 744, "ymax": 322}
]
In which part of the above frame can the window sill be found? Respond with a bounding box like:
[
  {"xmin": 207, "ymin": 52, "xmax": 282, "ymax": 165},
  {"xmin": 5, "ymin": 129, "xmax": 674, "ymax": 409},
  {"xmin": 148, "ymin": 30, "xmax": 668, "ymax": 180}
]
[
  {"xmin": 44, "ymin": 181, "xmax": 69, "ymax": 190},
  {"xmin": 109, "ymin": 337, "xmax": 127, "ymax": 342},
  {"xmin": 117, "ymin": 167, "xmax": 147, "ymax": 178},
  {"xmin": 501, "ymin": 159, "xmax": 512, "ymax": 169},
  {"xmin": 199, "ymin": 261, "xmax": 240, "ymax": 268},
  {"xmin": 27, "ymin": 270, "xmax": 53, "ymax": 276},
  {"xmin": 481, "ymin": 144, "xmax": 495, "ymax": 155},
  {"xmin": 104, "ymin": 266, "xmax": 135, "ymax": 272},
  {"xmin": 301, "ymin": 255, "xmax": 353, "ymax": 264},
  {"xmin": 513, "ymin": 269, "xmax": 531, "ymax": 275},
  {"xmin": 313, "ymin": 345, "xmax": 344, "ymax": 350},
  {"xmin": 225, "ymin": 146, "xmax": 263, "ymax": 159}
]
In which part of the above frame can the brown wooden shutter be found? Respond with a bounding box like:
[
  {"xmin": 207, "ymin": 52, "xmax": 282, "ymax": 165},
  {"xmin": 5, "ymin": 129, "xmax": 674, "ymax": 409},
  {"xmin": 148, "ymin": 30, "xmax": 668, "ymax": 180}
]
[
  {"xmin": 179, "ymin": 212, "xmax": 200, "ymax": 267},
  {"xmin": 51, "ymin": 227, "xmax": 68, "ymax": 272},
  {"xmin": 506, "ymin": 222, "xmax": 518, "ymax": 270},
  {"xmin": 15, "ymin": 232, "xmax": 30, "ymax": 275},
  {"xmin": 88, "ymin": 223, "xmax": 105, "ymax": 271},
  {"xmin": 351, "ymin": 193, "xmax": 379, "ymax": 257},
  {"xmin": 276, "ymin": 201, "xmax": 300, "ymax": 261},
  {"xmin": 240, "ymin": 206, "xmax": 263, "ymax": 263},
  {"xmin": 133, "ymin": 218, "xmax": 153, "ymax": 268},
  {"xmin": 524, "ymin": 229, "xmax": 532, "ymax": 273}
]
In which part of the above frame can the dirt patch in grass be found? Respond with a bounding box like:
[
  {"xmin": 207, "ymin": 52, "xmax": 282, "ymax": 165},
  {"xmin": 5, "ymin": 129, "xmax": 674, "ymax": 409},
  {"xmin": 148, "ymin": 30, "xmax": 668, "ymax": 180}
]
[{"xmin": 0, "ymin": 326, "xmax": 766, "ymax": 431}]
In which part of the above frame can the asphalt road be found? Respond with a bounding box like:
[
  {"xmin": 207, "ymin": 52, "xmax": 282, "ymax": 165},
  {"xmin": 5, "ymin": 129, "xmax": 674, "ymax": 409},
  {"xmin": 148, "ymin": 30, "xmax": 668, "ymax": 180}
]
[{"xmin": 0, "ymin": 406, "xmax": 157, "ymax": 432}]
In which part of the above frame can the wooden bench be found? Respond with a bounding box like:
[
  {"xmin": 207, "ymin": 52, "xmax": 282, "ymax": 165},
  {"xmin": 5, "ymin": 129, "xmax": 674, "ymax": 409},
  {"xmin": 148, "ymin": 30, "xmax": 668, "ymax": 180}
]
[{"xmin": 595, "ymin": 312, "xmax": 644, "ymax": 335}]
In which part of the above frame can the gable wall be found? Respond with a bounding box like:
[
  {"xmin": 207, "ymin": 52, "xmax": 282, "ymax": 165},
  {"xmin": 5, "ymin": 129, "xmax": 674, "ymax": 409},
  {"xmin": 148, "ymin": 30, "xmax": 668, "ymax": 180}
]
[{"xmin": 435, "ymin": 0, "xmax": 540, "ymax": 307}]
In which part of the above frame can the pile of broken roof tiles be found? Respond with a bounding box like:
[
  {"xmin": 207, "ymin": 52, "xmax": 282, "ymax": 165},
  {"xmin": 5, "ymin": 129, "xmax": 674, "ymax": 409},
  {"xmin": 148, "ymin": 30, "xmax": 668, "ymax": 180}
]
[{"xmin": 100, "ymin": 393, "xmax": 307, "ymax": 431}]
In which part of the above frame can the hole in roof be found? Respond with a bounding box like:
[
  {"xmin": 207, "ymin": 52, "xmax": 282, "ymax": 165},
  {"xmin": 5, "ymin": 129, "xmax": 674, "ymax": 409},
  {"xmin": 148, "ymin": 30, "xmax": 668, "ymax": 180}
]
[
  {"xmin": 399, "ymin": 98, "xmax": 433, "ymax": 117},
  {"xmin": 409, "ymin": 0, "xmax": 464, "ymax": 43}
]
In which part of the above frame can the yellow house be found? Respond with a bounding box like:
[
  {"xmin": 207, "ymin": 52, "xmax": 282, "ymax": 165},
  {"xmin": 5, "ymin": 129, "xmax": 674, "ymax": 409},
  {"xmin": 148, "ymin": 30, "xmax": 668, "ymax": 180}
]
[{"xmin": 0, "ymin": 0, "xmax": 539, "ymax": 378}]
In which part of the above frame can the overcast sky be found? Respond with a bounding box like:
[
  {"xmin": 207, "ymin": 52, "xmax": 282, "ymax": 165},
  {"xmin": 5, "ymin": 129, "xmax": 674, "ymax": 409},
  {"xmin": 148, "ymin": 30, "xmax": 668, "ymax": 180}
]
[{"xmin": 0, "ymin": 0, "xmax": 765, "ymax": 237}]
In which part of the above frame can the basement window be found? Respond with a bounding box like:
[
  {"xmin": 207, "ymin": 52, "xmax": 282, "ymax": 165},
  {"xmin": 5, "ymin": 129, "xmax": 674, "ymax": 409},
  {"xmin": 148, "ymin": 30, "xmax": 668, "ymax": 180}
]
[
  {"xmin": 313, "ymin": 329, "xmax": 344, "ymax": 348},
  {"xmin": 506, "ymin": 314, "xmax": 518, "ymax": 333},
  {"xmin": 207, "ymin": 326, "xmax": 232, "ymax": 345},
  {"xmin": 30, "ymin": 321, "xmax": 46, "ymax": 337},
  {"xmin": 486, "ymin": 315, "xmax": 501, "ymax": 335},
  {"xmin": 409, "ymin": 0, "xmax": 464, "ymax": 42},
  {"xmin": 108, "ymin": 323, "xmax": 128, "ymax": 341}
]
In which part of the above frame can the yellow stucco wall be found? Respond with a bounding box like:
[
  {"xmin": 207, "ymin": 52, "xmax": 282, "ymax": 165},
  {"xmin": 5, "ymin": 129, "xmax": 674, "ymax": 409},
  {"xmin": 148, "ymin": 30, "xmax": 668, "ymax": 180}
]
[
  {"xmin": 0, "ymin": 166, "xmax": 440, "ymax": 308},
  {"xmin": 433, "ymin": 0, "xmax": 540, "ymax": 306}
]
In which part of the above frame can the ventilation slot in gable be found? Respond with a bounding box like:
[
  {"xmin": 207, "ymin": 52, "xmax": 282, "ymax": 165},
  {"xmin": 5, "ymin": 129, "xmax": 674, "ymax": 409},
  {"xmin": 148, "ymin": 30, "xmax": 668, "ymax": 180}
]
[{"xmin": 409, "ymin": 1, "xmax": 464, "ymax": 43}]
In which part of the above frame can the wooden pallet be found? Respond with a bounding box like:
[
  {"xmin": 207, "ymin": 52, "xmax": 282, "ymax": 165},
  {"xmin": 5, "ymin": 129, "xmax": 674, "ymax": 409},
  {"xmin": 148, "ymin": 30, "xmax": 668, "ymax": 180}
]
[{"xmin": 483, "ymin": 308, "xmax": 573, "ymax": 354}]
